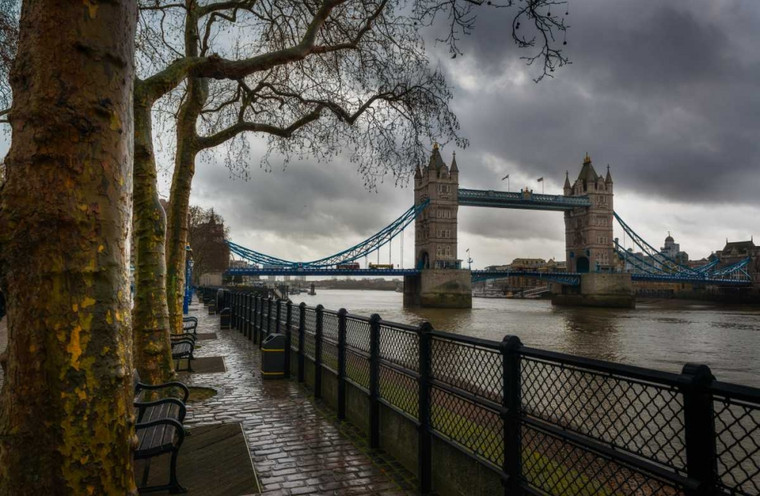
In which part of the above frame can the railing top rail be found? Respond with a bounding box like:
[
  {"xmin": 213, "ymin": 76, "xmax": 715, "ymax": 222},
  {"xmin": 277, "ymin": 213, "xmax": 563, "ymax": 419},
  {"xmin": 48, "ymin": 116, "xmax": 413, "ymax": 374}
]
[
  {"xmin": 711, "ymin": 380, "xmax": 760, "ymax": 403},
  {"xmin": 429, "ymin": 329, "xmax": 501, "ymax": 351},
  {"xmin": 520, "ymin": 346, "xmax": 688, "ymax": 387},
  {"xmin": 377, "ymin": 319, "xmax": 418, "ymax": 333},
  {"xmin": 344, "ymin": 313, "xmax": 371, "ymax": 323}
]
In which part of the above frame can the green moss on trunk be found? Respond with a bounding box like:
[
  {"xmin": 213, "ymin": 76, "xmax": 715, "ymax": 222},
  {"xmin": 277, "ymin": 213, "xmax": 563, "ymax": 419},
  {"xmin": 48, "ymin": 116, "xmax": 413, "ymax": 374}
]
[{"xmin": 0, "ymin": 2, "xmax": 138, "ymax": 493}]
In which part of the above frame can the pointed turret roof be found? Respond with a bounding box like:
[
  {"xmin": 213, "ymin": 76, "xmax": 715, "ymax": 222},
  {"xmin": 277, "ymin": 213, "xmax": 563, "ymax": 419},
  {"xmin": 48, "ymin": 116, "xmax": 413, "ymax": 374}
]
[
  {"xmin": 605, "ymin": 164, "xmax": 613, "ymax": 184},
  {"xmin": 450, "ymin": 151, "xmax": 459, "ymax": 173},
  {"xmin": 563, "ymin": 170, "xmax": 571, "ymax": 189},
  {"xmin": 414, "ymin": 165, "xmax": 422, "ymax": 179},
  {"xmin": 576, "ymin": 153, "xmax": 599, "ymax": 185},
  {"xmin": 428, "ymin": 142, "xmax": 446, "ymax": 170}
]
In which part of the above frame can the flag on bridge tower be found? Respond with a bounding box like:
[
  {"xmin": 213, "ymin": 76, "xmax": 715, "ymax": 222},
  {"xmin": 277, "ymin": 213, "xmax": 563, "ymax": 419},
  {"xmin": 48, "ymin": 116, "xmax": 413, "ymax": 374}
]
[{"xmin": 537, "ymin": 177, "xmax": 544, "ymax": 182}]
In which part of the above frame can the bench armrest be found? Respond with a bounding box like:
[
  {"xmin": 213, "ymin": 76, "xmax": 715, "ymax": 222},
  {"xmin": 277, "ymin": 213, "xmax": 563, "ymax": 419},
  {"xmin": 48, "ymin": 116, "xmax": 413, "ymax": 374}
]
[{"xmin": 135, "ymin": 381, "xmax": 190, "ymax": 402}]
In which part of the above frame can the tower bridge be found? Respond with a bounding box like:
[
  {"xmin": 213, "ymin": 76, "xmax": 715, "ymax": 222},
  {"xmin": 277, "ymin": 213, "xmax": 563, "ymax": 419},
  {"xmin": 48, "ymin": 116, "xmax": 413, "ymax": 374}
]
[{"xmin": 224, "ymin": 147, "xmax": 756, "ymax": 308}]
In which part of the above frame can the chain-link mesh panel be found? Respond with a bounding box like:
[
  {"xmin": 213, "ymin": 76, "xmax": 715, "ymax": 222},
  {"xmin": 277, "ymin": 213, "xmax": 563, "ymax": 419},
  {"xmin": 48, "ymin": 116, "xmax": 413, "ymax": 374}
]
[
  {"xmin": 521, "ymin": 424, "xmax": 682, "ymax": 495},
  {"xmin": 304, "ymin": 308, "xmax": 317, "ymax": 334},
  {"xmin": 431, "ymin": 336, "xmax": 502, "ymax": 403},
  {"xmin": 346, "ymin": 349, "xmax": 370, "ymax": 391},
  {"xmin": 303, "ymin": 331, "xmax": 316, "ymax": 360},
  {"xmin": 379, "ymin": 364, "xmax": 418, "ymax": 417},
  {"xmin": 379, "ymin": 324, "xmax": 418, "ymax": 372},
  {"xmin": 291, "ymin": 326, "xmax": 300, "ymax": 351},
  {"xmin": 430, "ymin": 386, "xmax": 503, "ymax": 467},
  {"xmin": 323, "ymin": 311, "xmax": 339, "ymax": 341},
  {"xmin": 261, "ymin": 300, "xmax": 270, "ymax": 319},
  {"xmin": 322, "ymin": 340, "xmax": 338, "ymax": 372},
  {"xmin": 714, "ymin": 395, "xmax": 760, "ymax": 495},
  {"xmin": 346, "ymin": 316, "xmax": 370, "ymax": 352},
  {"xmin": 521, "ymin": 357, "xmax": 686, "ymax": 471},
  {"xmin": 279, "ymin": 301, "xmax": 288, "ymax": 328}
]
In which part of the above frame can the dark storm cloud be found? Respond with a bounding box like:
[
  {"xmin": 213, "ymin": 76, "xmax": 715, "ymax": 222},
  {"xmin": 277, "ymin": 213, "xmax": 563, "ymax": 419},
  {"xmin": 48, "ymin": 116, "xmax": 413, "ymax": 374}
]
[
  {"xmin": 443, "ymin": 0, "xmax": 760, "ymax": 205},
  {"xmin": 183, "ymin": 0, "xmax": 760, "ymax": 265}
]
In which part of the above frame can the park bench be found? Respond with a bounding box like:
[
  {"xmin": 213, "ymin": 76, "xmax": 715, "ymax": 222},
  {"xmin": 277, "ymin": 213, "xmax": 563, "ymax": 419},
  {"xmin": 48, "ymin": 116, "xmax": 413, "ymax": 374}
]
[
  {"xmin": 182, "ymin": 316, "xmax": 198, "ymax": 334},
  {"xmin": 133, "ymin": 373, "xmax": 189, "ymax": 494},
  {"xmin": 171, "ymin": 338, "xmax": 195, "ymax": 372}
]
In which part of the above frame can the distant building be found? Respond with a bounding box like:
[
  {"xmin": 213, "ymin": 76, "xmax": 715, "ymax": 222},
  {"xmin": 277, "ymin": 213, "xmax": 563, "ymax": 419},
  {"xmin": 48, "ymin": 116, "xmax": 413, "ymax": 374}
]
[{"xmin": 661, "ymin": 232, "xmax": 689, "ymax": 265}]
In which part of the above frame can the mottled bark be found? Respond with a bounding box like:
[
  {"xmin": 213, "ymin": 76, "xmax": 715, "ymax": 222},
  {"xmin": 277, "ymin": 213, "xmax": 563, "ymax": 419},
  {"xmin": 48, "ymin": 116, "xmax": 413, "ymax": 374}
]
[
  {"xmin": 166, "ymin": 4, "xmax": 207, "ymax": 334},
  {"xmin": 132, "ymin": 86, "xmax": 174, "ymax": 383},
  {"xmin": 0, "ymin": 2, "xmax": 137, "ymax": 494},
  {"xmin": 166, "ymin": 76, "xmax": 207, "ymax": 334}
]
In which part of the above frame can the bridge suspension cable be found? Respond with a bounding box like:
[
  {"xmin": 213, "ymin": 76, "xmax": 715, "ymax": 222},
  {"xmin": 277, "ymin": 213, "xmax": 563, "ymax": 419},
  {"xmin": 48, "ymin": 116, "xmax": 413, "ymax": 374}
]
[
  {"xmin": 227, "ymin": 199, "xmax": 429, "ymax": 269},
  {"xmin": 613, "ymin": 212, "xmax": 698, "ymax": 275},
  {"xmin": 613, "ymin": 212, "xmax": 751, "ymax": 282}
]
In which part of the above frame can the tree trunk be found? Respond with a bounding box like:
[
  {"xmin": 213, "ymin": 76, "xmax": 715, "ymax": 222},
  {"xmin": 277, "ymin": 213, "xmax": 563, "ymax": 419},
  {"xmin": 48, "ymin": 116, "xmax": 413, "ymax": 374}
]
[
  {"xmin": 166, "ymin": 10, "xmax": 208, "ymax": 334},
  {"xmin": 0, "ymin": 2, "xmax": 137, "ymax": 494},
  {"xmin": 132, "ymin": 84, "xmax": 174, "ymax": 384}
]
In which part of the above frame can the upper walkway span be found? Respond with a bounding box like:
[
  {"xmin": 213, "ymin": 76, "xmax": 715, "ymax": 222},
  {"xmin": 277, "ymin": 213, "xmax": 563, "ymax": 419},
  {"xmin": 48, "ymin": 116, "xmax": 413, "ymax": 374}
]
[{"xmin": 458, "ymin": 188, "xmax": 592, "ymax": 211}]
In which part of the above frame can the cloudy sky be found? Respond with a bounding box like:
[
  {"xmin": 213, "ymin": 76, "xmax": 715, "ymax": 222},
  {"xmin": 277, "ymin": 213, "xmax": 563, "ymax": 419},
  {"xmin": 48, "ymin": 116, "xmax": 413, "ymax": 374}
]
[{"xmin": 9, "ymin": 0, "xmax": 760, "ymax": 269}]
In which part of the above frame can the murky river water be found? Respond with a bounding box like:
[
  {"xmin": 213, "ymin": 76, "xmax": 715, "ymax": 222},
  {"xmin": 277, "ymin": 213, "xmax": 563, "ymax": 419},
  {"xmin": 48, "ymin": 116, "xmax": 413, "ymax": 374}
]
[{"xmin": 290, "ymin": 289, "xmax": 760, "ymax": 387}]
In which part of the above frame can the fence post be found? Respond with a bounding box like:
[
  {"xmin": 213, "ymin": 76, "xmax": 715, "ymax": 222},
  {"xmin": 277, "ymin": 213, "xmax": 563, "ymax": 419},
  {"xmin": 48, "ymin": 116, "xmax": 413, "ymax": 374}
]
[
  {"xmin": 253, "ymin": 296, "xmax": 259, "ymax": 344},
  {"xmin": 267, "ymin": 298, "xmax": 274, "ymax": 336},
  {"xmin": 240, "ymin": 293, "xmax": 246, "ymax": 334},
  {"xmin": 275, "ymin": 299, "xmax": 282, "ymax": 335},
  {"xmin": 246, "ymin": 293, "xmax": 252, "ymax": 339},
  {"xmin": 417, "ymin": 321, "xmax": 433, "ymax": 494},
  {"xmin": 369, "ymin": 313, "xmax": 381, "ymax": 449},
  {"xmin": 681, "ymin": 363, "xmax": 717, "ymax": 496},
  {"xmin": 314, "ymin": 304, "xmax": 324, "ymax": 399},
  {"xmin": 337, "ymin": 308, "xmax": 348, "ymax": 420},
  {"xmin": 284, "ymin": 300, "xmax": 292, "ymax": 379},
  {"xmin": 501, "ymin": 335, "xmax": 523, "ymax": 495},
  {"xmin": 298, "ymin": 303, "xmax": 306, "ymax": 383},
  {"xmin": 230, "ymin": 292, "xmax": 236, "ymax": 329}
]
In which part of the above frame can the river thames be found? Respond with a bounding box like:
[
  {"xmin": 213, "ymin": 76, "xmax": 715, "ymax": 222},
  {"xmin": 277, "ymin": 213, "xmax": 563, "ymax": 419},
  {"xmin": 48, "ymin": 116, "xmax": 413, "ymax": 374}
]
[{"xmin": 291, "ymin": 289, "xmax": 760, "ymax": 387}]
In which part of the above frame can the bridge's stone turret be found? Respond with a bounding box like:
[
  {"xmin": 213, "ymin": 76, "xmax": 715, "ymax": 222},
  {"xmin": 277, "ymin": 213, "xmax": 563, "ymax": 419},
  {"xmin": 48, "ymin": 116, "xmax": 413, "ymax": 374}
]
[
  {"xmin": 413, "ymin": 143, "xmax": 459, "ymax": 270},
  {"xmin": 405, "ymin": 145, "xmax": 471, "ymax": 308},
  {"xmin": 563, "ymin": 154, "xmax": 615, "ymax": 273},
  {"xmin": 555, "ymin": 154, "xmax": 633, "ymax": 308}
]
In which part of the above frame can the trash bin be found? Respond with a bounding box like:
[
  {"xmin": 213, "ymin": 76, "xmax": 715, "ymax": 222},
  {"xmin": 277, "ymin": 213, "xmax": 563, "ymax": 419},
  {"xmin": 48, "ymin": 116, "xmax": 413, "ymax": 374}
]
[
  {"xmin": 220, "ymin": 307, "xmax": 231, "ymax": 330},
  {"xmin": 261, "ymin": 333, "xmax": 286, "ymax": 379},
  {"xmin": 216, "ymin": 289, "xmax": 227, "ymax": 314}
]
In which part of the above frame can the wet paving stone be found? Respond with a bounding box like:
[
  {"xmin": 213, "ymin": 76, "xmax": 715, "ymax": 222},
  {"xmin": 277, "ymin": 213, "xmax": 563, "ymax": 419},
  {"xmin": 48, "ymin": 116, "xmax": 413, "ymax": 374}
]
[{"xmin": 182, "ymin": 300, "xmax": 417, "ymax": 495}]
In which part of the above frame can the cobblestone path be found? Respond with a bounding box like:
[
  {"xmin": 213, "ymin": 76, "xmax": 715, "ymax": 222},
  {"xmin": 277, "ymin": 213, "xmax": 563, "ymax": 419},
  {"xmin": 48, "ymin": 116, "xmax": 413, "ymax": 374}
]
[{"xmin": 181, "ymin": 300, "xmax": 416, "ymax": 495}]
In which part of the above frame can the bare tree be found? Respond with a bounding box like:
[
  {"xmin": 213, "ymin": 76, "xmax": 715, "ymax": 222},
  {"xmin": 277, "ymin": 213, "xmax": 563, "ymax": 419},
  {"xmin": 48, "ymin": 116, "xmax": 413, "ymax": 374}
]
[{"xmin": 160, "ymin": 0, "xmax": 569, "ymax": 336}]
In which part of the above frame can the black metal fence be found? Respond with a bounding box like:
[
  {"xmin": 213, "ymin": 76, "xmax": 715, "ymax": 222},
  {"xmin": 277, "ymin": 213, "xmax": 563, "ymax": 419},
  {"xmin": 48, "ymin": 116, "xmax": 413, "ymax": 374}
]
[{"xmin": 215, "ymin": 289, "xmax": 760, "ymax": 496}]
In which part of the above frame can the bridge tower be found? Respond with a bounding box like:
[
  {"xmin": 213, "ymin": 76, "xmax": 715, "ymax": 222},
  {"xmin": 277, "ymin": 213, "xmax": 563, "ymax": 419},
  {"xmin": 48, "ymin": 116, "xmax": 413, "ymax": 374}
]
[
  {"xmin": 413, "ymin": 144, "xmax": 459, "ymax": 270},
  {"xmin": 404, "ymin": 145, "xmax": 471, "ymax": 308},
  {"xmin": 554, "ymin": 154, "xmax": 634, "ymax": 308},
  {"xmin": 563, "ymin": 154, "xmax": 615, "ymax": 273}
]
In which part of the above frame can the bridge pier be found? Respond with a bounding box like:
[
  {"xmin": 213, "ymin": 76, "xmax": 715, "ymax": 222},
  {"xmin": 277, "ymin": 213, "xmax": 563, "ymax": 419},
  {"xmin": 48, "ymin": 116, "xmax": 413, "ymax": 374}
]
[
  {"xmin": 551, "ymin": 273, "xmax": 635, "ymax": 308},
  {"xmin": 404, "ymin": 269, "xmax": 472, "ymax": 308}
]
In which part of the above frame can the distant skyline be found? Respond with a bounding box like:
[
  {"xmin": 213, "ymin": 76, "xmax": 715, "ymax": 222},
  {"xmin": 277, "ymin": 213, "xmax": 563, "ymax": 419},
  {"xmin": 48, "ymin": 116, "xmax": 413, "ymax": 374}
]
[{"xmin": 4, "ymin": 0, "xmax": 760, "ymax": 269}]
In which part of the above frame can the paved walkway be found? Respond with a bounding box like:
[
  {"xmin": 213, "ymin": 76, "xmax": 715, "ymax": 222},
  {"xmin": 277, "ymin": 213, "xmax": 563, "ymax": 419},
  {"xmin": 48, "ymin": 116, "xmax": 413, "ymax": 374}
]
[
  {"xmin": 181, "ymin": 299, "xmax": 416, "ymax": 495},
  {"xmin": 0, "ymin": 301, "xmax": 414, "ymax": 495}
]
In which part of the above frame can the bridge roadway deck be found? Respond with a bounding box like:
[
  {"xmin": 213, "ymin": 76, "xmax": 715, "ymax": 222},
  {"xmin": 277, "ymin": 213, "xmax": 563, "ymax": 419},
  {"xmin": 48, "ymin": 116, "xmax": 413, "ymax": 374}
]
[
  {"xmin": 182, "ymin": 299, "xmax": 416, "ymax": 495},
  {"xmin": 226, "ymin": 267, "xmax": 750, "ymax": 286}
]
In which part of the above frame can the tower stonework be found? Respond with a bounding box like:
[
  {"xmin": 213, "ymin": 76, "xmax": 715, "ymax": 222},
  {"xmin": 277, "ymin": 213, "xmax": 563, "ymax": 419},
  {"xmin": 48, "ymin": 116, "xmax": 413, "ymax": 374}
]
[
  {"xmin": 404, "ymin": 145, "xmax": 471, "ymax": 308},
  {"xmin": 554, "ymin": 154, "xmax": 633, "ymax": 308},
  {"xmin": 564, "ymin": 154, "xmax": 615, "ymax": 273},
  {"xmin": 413, "ymin": 144, "xmax": 459, "ymax": 270}
]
